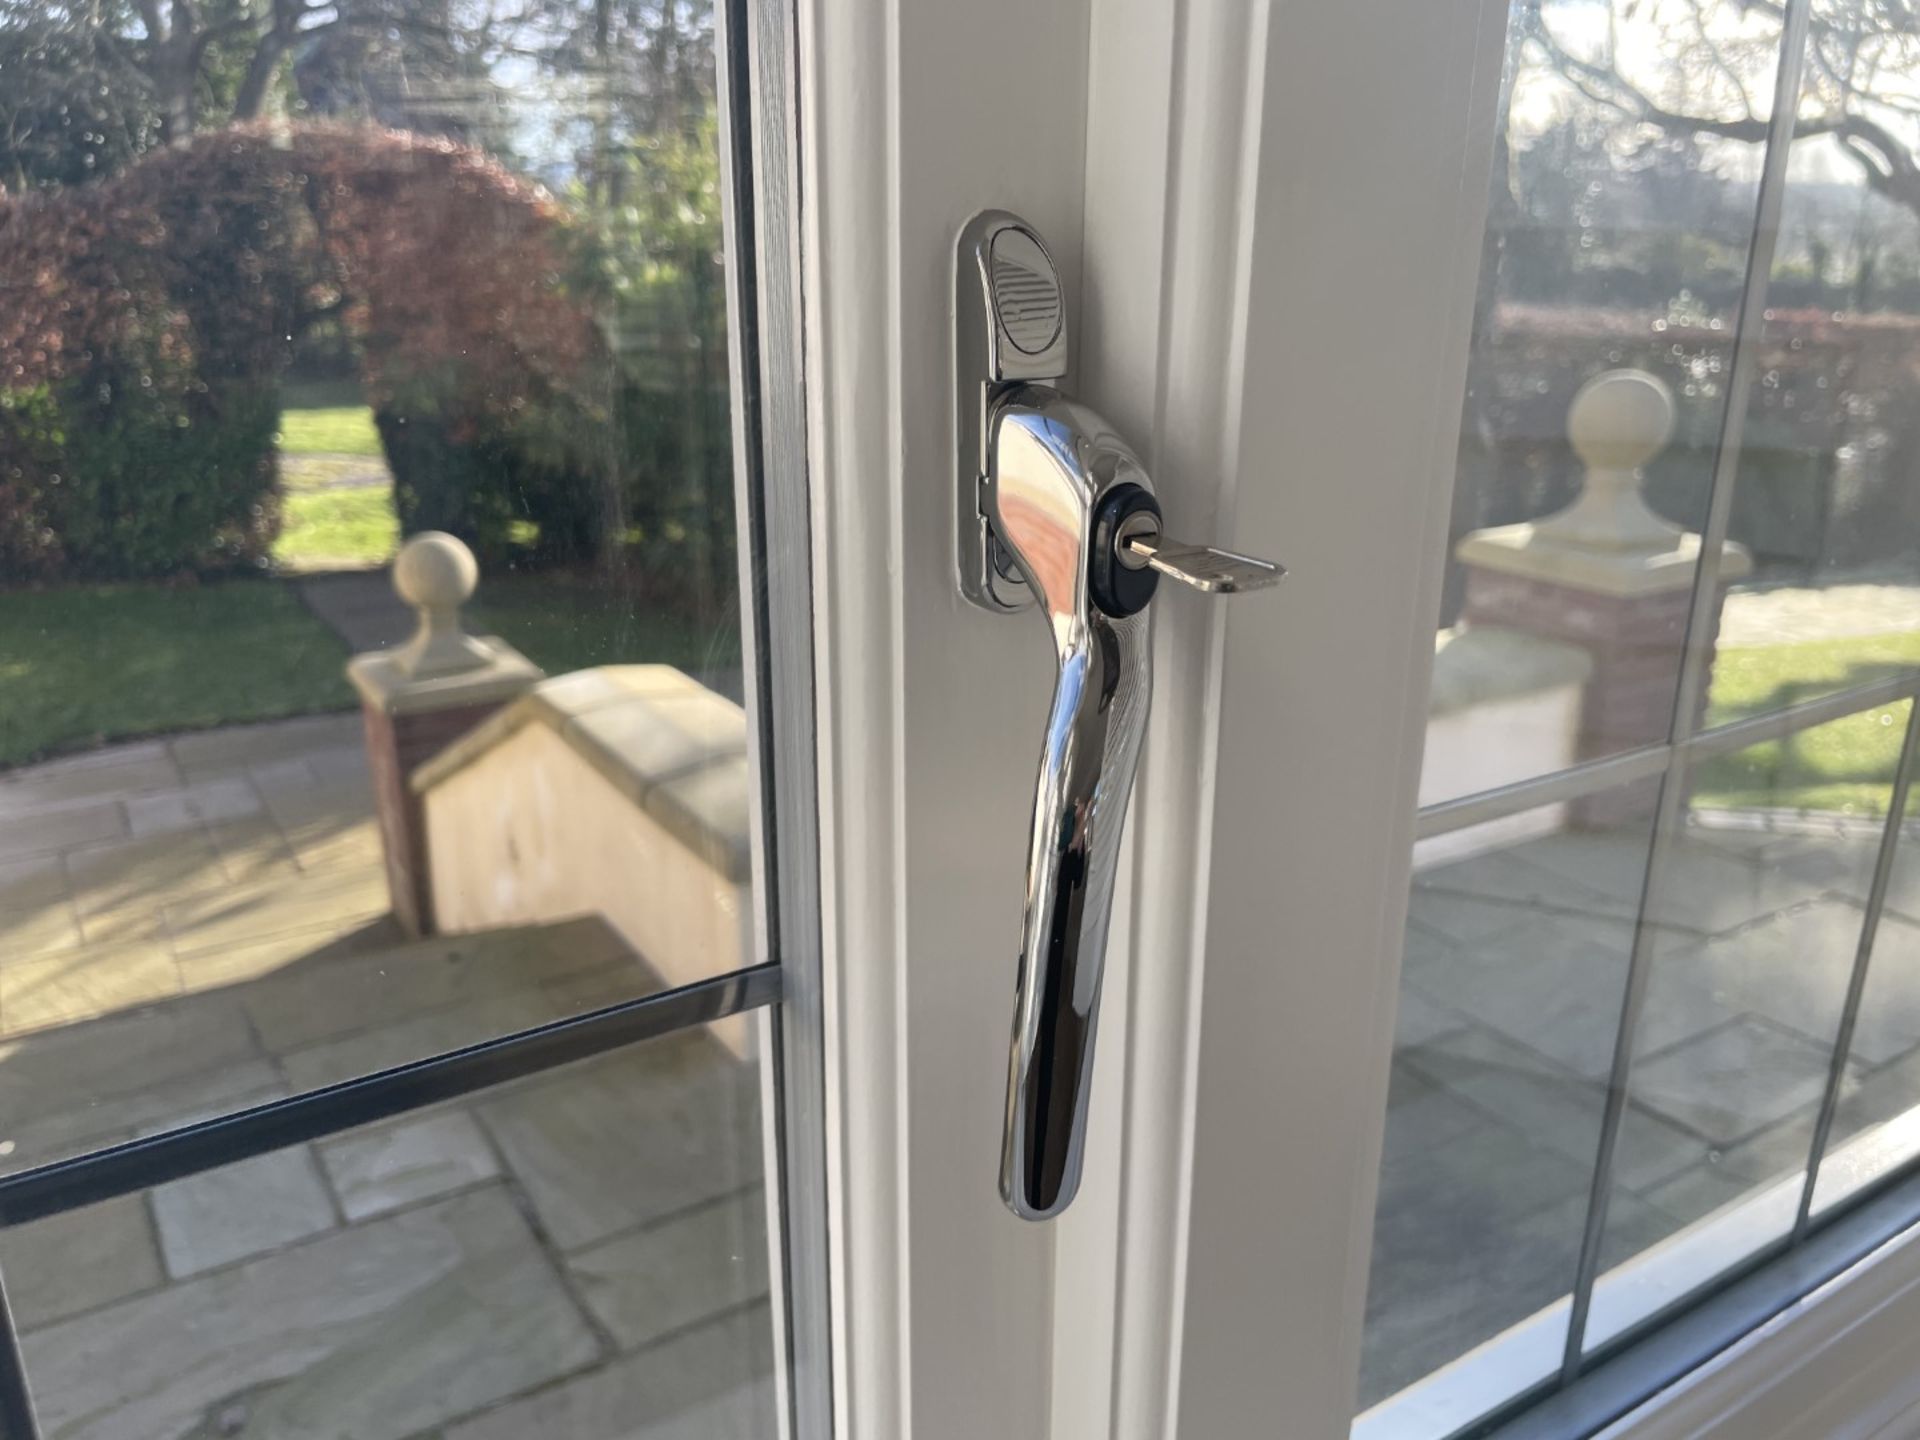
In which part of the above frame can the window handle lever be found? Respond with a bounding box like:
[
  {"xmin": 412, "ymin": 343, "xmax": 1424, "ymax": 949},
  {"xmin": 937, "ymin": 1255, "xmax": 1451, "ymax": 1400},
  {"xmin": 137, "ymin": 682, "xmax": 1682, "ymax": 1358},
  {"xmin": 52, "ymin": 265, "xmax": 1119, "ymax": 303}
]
[{"xmin": 957, "ymin": 211, "xmax": 1283, "ymax": 1221}]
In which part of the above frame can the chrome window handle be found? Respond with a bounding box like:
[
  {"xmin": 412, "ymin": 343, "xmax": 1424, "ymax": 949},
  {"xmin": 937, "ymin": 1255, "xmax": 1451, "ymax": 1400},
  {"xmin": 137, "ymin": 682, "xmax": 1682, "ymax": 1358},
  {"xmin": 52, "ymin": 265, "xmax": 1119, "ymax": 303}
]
[{"xmin": 956, "ymin": 212, "xmax": 1283, "ymax": 1221}]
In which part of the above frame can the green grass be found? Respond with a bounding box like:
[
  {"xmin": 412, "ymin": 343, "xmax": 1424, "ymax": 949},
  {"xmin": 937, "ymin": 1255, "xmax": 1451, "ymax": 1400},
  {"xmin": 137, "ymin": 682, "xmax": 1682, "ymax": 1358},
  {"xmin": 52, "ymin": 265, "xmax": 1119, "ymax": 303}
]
[
  {"xmin": 470, "ymin": 574, "xmax": 741, "ymax": 679},
  {"xmin": 274, "ymin": 485, "xmax": 400, "ymax": 571},
  {"xmin": 4, "ymin": 556, "xmax": 1903, "ymax": 812},
  {"xmin": 1693, "ymin": 630, "xmax": 1920, "ymax": 817},
  {"xmin": 0, "ymin": 582, "xmax": 354, "ymax": 767},
  {"xmin": 276, "ymin": 405, "xmax": 382, "ymax": 457},
  {"xmin": 0, "ymin": 571, "xmax": 736, "ymax": 769}
]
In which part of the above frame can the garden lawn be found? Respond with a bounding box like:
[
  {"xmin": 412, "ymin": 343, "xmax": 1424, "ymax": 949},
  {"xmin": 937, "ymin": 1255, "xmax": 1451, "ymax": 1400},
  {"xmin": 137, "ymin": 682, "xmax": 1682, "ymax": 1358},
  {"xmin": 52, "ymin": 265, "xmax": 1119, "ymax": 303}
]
[
  {"xmin": 470, "ymin": 575, "xmax": 742, "ymax": 678},
  {"xmin": 273, "ymin": 384, "xmax": 400, "ymax": 571},
  {"xmin": 1693, "ymin": 629, "xmax": 1920, "ymax": 817},
  {"xmin": 0, "ymin": 581, "xmax": 355, "ymax": 768},
  {"xmin": 276, "ymin": 483, "xmax": 400, "ymax": 571},
  {"xmin": 0, "ymin": 572, "xmax": 737, "ymax": 768},
  {"xmin": 276, "ymin": 405, "xmax": 382, "ymax": 457}
]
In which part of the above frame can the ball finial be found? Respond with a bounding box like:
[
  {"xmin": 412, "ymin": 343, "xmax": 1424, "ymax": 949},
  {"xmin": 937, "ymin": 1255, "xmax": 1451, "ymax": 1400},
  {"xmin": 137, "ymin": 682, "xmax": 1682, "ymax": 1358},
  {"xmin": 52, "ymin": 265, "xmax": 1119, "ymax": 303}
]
[
  {"xmin": 388, "ymin": 531, "xmax": 491, "ymax": 678},
  {"xmin": 393, "ymin": 532, "xmax": 478, "ymax": 612},
  {"xmin": 1567, "ymin": 369, "xmax": 1675, "ymax": 474}
]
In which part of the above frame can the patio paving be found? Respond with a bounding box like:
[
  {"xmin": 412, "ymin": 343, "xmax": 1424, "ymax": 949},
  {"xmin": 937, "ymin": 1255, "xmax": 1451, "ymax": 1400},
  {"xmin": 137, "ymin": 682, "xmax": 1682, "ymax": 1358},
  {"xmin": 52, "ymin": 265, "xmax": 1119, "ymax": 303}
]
[
  {"xmin": 1363, "ymin": 813, "xmax": 1920, "ymax": 1407},
  {"xmin": 17, "ymin": 713, "xmax": 1919, "ymax": 1430},
  {"xmin": 0, "ymin": 720, "xmax": 775, "ymax": 1438}
]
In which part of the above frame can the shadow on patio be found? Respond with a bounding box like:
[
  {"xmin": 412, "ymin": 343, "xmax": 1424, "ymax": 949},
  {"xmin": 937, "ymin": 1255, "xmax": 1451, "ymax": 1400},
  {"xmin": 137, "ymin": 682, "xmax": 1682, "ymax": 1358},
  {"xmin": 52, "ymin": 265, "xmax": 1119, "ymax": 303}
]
[{"xmin": 0, "ymin": 710, "xmax": 774, "ymax": 1439}]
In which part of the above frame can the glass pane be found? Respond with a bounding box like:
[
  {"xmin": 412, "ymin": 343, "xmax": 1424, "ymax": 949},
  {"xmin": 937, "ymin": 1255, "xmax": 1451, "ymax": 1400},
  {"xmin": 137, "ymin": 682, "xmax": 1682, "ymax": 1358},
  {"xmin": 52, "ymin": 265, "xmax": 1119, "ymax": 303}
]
[
  {"xmin": 1421, "ymin": 0, "xmax": 1782, "ymax": 809},
  {"xmin": 1586, "ymin": 701, "xmax": 1910, "ymax": 1352},
  {"xmin": 1812, "ymin": 813, "xmax": 1920, "ymax": 1215},
  {"xmin": 1359, "ymin": 793, "xmax": 1658, "ymax": 1421},
  {"xmin": 0, "ymin": 0, "xmax": 760, "ymax": 1161},
  {"xmin": 0, "ymin": 1019, "xmax": 776, "ymax": 1438},
  {"xmin": 1705, "ymin": 19, "xmax": 1920, "ymax": 727}
]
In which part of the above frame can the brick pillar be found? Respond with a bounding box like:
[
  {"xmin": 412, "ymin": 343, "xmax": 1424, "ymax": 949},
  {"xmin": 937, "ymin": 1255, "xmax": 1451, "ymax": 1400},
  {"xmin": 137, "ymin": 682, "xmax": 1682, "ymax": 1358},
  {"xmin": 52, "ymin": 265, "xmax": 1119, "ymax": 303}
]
[
  {"xmin": 347, "ymin": 533, "xmax": 542, "ymax": 936},
  {"xmin": 1454, "ymin": 370, "xmax": 1751, "ymax": 826}
]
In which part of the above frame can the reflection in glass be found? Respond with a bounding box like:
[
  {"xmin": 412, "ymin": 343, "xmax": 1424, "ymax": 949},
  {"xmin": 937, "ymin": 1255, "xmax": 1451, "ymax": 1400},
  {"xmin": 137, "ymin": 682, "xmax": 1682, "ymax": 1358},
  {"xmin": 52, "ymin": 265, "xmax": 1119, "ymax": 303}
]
[
  {"xmin": 1360, "ymin": 797, "xmax": 1659, "ymax": 1414},
  {"xmin": 1812, "ymin": 818, "xmax": 1920, "ymax": 1214},
  {"xmin": 1704, "ymin": 107, "xmax": 1920, "ymax": 724},
  {"xmin": 1420, "ymin": 0, "xmax": 1781, "ymax": 810},
  {"xmin": 1379, "ymin": 0, "xmax": 1920, "ymax": 1429},
  {"xmin": 1587, "ymin": 702, "xmax": 1908, "ymax": 1350},
  {"xmin": 0, "ymin": 1021, "xmax": 776, "ymax": 1438},
  {"xmin": 0, "ymin": 0, "xmax": 756, "ymax": 1159}
]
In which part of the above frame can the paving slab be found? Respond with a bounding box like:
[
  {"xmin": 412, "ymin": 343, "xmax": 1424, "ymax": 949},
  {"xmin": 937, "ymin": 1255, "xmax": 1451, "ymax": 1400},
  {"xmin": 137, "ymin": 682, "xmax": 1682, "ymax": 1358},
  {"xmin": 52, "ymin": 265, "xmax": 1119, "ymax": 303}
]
[
  {"xmin": 204, "ymin": 815, "xmax": 303, "ymax": 885},
  {"xmin": 1631, "ymin": 1015, "xmax": 1860, "ymax": 1145},
  {"xmin": 319, "ymin": 1110, "xmax": 501, "ymax": 1222},
  {"xmin": 1401, "ymin": 911, "xmax": 1645, "ymax": 1080},
  {"xmin": 1656, "ymin": 900, "xmax": 1883, "ymax": 1058},
  {"xmin": 264, "ymin": 785, "xmax": 383, "ymax": 875},
  {"xmin": 0, "ymin": 900, "xmax": 84, "ymax": 960},
  {"xmin": 0, "ymin": 1058, "xmax": 282, "ymax": 1178},
  {"xmin": 0, "ymin": 799, "xmax": 125, "ymax": 862},
  {"xmin": 2, "ymin": 942, "xmax": 182, "ymax": 1036},
  {"xmin": 152, "ymin": 1146, "xmax": 339, "ymax": 1279},
  {"xmin": 165, "ymin": 867, "xmax": 389, "ymax": 957},
  {"xmin": 566, "ymin": 1187, "xmax": 770, "ymax": 1351},
  {"xmin": 478, "ymin": 1037, "xmax": 764, "ymax": 1251},
  {"xmin": 0, "ymin": 748, "xmax": 181, "ymax": 814},
  {"xmin": 1402, "ymin": 1026, "xmax": 1706, "ymax": 1193},
  {"xmin": 445, "ymin": 1305, "xmax": 775, "ymax": 1440},
  {"xmin": 0, "ymin": 996, "xmax": 262, "ymax": 1161},
  {"xmin": 1378, "ymin": 1062, "xmax": 1486, "ymax": 1164},
  {"xmin": 1361, "ymin": 1184, "xmax": 1670, "ymax": 1408},
  {"xmin": 174, "ymin": 922, "xmax": 371, "ymax": 994},
  {"xmin": 0, "ymin": 855, "xmax": 68, "ymax": 911},
  {"xmin": 20, "ymin": 1188, "xmax": 598, "ymax": 1440},
  {"xmin": 124, "ymin": 777, "xmax": 264, "ymax": 838},
  {"xmin": 246, "ymin": 915, "xmax": 628, "ymax": 1052},
  {"xmin": 1392, "ymin": 983, "xmax": 1469, "ymax": 1050},
  {"xmin": 1848, "ymin": 911, "xmax": 1920, "ymax": 1065},
  {"xmin": 170, "ymin": 714, "xmax": 364, "ymax": 782},
  {"xmin": 0, "ymin": 1195, "xmax": 164, "ymax": 1329},
  {"xmin": 65, "ymin": 831, "xmax": 227, "ymax": 919}
]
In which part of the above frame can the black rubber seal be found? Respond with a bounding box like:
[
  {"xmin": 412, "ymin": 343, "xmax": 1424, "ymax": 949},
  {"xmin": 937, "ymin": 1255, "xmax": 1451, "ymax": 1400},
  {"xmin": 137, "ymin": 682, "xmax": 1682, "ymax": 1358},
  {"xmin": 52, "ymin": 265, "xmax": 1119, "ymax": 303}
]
[{"xmin": 1090, "ymin": 484, "xmax": 1161, "ymax": 618}]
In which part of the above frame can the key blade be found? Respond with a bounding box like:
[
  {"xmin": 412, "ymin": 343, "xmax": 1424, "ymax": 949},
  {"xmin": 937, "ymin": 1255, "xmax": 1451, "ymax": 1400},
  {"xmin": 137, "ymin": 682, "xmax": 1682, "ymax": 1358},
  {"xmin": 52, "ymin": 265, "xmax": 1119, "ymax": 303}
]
[{"xmin": 1124, "ymin": 536, "xmax": 1286, "ymax": 594}]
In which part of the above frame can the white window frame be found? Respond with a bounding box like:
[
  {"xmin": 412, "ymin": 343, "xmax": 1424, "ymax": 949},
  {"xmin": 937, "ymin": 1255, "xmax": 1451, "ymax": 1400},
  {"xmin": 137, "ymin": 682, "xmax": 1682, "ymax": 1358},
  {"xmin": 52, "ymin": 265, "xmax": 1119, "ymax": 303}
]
[{"xmin": 793, "ymin": 0, "xmax": 1920, "ymax": 1435}]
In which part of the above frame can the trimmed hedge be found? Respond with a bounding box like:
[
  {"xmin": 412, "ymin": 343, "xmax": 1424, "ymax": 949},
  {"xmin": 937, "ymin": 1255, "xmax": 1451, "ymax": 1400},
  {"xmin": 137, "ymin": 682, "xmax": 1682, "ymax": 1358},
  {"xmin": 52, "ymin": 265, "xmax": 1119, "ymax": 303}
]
[
  {"xmin": 376, "ymin": 401, "xmax": 601, "ymax": 567},
  {"xmin": 0, "ymin": 124, "xmax": 595, "ymax": 582}
]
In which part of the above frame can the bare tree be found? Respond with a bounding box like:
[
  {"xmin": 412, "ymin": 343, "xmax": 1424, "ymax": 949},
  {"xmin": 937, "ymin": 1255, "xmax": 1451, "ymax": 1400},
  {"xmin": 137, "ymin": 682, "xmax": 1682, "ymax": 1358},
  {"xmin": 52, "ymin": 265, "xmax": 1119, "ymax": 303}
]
[
  {"xmin": 1527, "ymin": 0, "xmax": 1920, "ymax": 220},
  {"xmin": 0, "ymin": 0, "xmax": 489, "ymax": 160}
]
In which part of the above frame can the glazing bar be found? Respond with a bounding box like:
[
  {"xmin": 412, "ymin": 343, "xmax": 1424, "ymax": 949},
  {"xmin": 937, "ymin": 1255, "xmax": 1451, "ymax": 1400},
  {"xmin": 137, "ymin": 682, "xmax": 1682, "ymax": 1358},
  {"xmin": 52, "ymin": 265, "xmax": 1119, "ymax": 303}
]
[
  {"xmin": 1415, "ymin": 672, "xmax": 1920, "ymax": 843},
  {"xmin": 1558, "ymin": 0, "xmax": 1815, "ymax": 1379},
  {"xmin": 0, "ymin": 965, "xmax": 781, "ymax": 1227},
  {"xmin": 1793, "ymin": 699, "xmax": 1920, "ymax": 1237}
]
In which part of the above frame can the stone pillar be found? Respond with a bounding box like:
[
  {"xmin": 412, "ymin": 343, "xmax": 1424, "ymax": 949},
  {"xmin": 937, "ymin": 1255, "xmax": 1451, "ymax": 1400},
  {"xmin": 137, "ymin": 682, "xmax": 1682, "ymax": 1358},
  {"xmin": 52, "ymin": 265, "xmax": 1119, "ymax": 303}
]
[
  {"xmin": 348, "ymin": 533, "xmax": 543, "ymax": 936},
  {"xmin": 1455, "ymin": 370, "xmax": 1751, "ymax": 820}
]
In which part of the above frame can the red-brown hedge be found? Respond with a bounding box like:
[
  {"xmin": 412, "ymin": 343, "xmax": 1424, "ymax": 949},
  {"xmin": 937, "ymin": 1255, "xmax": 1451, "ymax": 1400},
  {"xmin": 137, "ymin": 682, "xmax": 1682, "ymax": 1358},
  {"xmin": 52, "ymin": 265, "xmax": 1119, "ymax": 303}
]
[{"xmin": 0, "ymin": 123, "xmax": 600, "ymax": 578}]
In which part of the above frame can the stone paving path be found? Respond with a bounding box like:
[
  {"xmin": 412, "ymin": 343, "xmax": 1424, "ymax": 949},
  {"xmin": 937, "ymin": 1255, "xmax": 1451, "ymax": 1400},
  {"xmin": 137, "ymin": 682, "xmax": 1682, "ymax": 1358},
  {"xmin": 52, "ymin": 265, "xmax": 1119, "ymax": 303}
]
[
  {"xmin": 295, "ymin": 569, "xmax": 414, "ymax": 653},
  {"xmin": 29, "ymin": 661, "xmax": 1916, "ymax": 1425},
  {"xmin": 0, "ymin": 722, "xmax": 774, "ymax": 1438},
  {"xmin": 282, "ymin": 452, "xmax": 392, "ymax": 493}
]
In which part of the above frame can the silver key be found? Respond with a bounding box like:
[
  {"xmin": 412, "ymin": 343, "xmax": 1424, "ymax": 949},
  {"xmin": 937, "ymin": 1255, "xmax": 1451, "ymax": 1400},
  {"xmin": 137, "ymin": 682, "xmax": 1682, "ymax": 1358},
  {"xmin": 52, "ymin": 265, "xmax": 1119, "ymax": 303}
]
[{"xmin": 1120, "ymin": 533, "xmax": 1286, "ymax": 593}]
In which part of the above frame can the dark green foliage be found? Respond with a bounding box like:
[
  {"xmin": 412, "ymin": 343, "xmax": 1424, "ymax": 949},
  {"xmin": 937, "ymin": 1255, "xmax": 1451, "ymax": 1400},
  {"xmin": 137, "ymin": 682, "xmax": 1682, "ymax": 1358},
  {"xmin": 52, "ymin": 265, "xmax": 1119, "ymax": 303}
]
[
  {"xmin": 376, "ymin": 396, "xmax": 602, "ymax": 568},
  {"xmin": 0, "ymin": 11, "xmax": 159, "ymax": 190},
  {"xmin": 53, "ymin": 375, "xmax": 281, "ymax": 578},
  {"xmin": 0, "ymin": 369, "xmax": 281, "ymax": 581}
]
